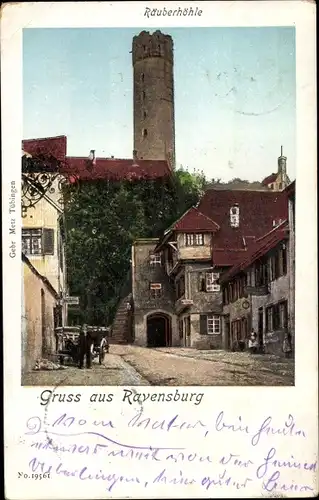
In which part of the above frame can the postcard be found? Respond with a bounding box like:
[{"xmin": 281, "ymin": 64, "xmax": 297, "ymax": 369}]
[{"xmin": 1, "ymin": 1, "xmax": 318, "ymax": 498}]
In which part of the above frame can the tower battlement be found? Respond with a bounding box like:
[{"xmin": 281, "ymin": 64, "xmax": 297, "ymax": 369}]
[{"xmin": 132, "ymin": 30, "xmax": 173, "ymax": 65}]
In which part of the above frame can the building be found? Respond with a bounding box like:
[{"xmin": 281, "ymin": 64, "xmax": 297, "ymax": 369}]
[
  {"xmin": 132, "ymin": 30, "xmax": 175, "ymax": 167},
  {"xmin": 220, "ymin": 220, "xmax": 290, "ymax": 355},
  {"xmin": 22, "ymin": 253, "xmax": 60, "ymax": 372},
  {"xmin": 131, "ymin": 238, "xmax": 178, "ymax": 347},
  {"xmin": 21, "ymin": 137, "xmax": 69, "ymax": 370},
  {"xmin": 22, "ymin": 139, "xmax": 68, "ymax": 323},
  {"xmin": 286, "ymin": 180, "xmax": 295, "ymax": 347},
  {"xmin": 262, "ymin": 147, "xmax": 291, "ymax": 191},
  {"xmin": 129, "ymin": 188, "xmax": 290, "ymax": 349}
]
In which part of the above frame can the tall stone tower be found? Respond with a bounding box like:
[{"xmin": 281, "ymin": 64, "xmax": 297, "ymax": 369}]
[{"xmin": 132, "ymin": 30, "xmax": 175, "ymax": 168}]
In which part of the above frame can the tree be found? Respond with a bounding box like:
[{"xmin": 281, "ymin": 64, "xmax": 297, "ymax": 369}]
[{"xmin": 64, "ymin": 168, "xmax": 208, "ymax": 325}]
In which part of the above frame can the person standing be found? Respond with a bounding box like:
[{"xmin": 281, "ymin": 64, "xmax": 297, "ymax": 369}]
[
  {"xmin": 79, "ymin": 323, "xmax": 92, "ymax": 369},
  {"xmin": 283, "ymin": 333, "xmax": 293, "ymax": 358},
  {"xmin": 248, "ymin": 330, "xmax": 258, "ymax": 354}
]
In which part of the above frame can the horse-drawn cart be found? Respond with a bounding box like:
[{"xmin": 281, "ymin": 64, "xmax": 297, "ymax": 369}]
[{"xmin": 54, "ymin": 325, "xmax": 110, "ymax": 366}]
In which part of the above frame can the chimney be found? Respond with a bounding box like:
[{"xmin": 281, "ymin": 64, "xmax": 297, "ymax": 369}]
[
  {"xmin": 133, "ymin": 149, "xmax": 138, "ymax": 166},
  {"xmin": 278, "ymin": 145, "xmax": 287, "ymax": 175},
  {"xmin": 89, "ymin": 149, "xmax": 96, "ymax": 165}
]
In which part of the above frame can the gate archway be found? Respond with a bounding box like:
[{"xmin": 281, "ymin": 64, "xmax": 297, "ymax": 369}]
[{"xmin": 146, "ymin": 313, "xmax": 172, "ymax": 347}]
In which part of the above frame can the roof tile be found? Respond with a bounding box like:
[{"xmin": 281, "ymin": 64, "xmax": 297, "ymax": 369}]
[
  {"xmin": 172, "ymin": 207, "xmax": 220, "ymax": 232},
  {"xmin": 63, "ymin": 156, "xmax": 171, "ymax": 181},
  {"xmin": 221, "ymin": 220, "xmax": 288, "ymax": 282},
  {"xmin": 262, "ymin": 173, "xmax": 278, "ymax": 186},
  {"xmin": 197, "ymin": 189, "xmax": 288, "ymax": 258},
  {"xmin": 22, "ymin": 136, "xmax": 67, "ymax": 161},
  {"xmin": 22, "ymin": 136, "xmax": 171, "ymax": 180}
]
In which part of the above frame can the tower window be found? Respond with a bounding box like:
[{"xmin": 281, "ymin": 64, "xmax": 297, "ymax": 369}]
[
  {"xmin": 141, "ymin": 73, "xmax": 144, "ymax": 82},
  {"xmin": 142, "ymin": 91, "xmax": 146, "ymax": 100},
  {"xmin": 143, "ymin": 110, "xmax": 147, "ymax": 119},
  {"xmin": 142, "ymin": 128, "xmax": 148, "ymax": 138}
]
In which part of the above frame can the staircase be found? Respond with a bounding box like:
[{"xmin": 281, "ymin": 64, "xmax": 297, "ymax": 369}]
[{"xmin": 110, "ymin": 293, "xmax": 133, "ymax": 344}]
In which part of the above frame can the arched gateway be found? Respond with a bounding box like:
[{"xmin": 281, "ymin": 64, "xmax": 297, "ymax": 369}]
[{"xmin": 146, "ymin": 313, "xmax": 172, "ymax": 347}]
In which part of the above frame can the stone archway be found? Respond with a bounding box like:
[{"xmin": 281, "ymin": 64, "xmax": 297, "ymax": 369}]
[{"xmin": 146, "ymin": 312, "xmax": 172, "ymax": 348}]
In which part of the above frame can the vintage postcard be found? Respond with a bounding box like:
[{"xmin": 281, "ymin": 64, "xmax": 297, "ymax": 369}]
[{"xmin": 2, "ymin": 1, "xmax": 318, "ymax": 498}]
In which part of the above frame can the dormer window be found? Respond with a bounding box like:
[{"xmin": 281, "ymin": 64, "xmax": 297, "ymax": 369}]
[
  {"xmin": 230, "ymin": 205, "xmax": 240, "ymax": 228},
  {"xmin": 185, "ymin": 233, "xmax": 204, "ymax": 246}
]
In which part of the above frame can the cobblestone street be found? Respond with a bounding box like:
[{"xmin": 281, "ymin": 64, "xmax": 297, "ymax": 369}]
[{"xmin": 22, "ymin": 345, "xmax": 294, "ymax": 386}]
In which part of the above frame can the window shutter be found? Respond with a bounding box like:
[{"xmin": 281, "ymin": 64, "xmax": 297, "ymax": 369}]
[
  {"xmin": 200, "ymin": 314, "xmax": 208, "ymax": 335},
  {"xmin": 198, "ymin": 273, "xmax": 203, "ymax": 291},
  {"xmin": 43, "ymin": 228, "xmax": 54, "ymax": 255}
]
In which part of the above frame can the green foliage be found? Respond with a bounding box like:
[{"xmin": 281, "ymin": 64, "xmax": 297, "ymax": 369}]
[{"xmin": 64, "ymin": 168, "xmax": 208, "ymax": 325}]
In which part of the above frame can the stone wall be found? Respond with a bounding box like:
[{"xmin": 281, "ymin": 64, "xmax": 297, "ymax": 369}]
[
  {"xmin": 23, "ymin": 260, "xmax": 58, "ymax": 373},
  {"xmin": 252, "ymin": 274, "xmax": 289, "ymax": 355},
  {"xmin": 132, "ymin": 31, "xmax": 175, "ymax": 165},
  {"xmin": 132, "ymin": 239, "xmax": 177, "ymax": 346}
]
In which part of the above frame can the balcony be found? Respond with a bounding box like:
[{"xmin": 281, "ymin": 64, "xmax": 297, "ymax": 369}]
[
  {"xmin": 175, "ymin": 297, "xmax": 194, "ymax": 314},
  {"xmin": 245, "ymin": 284, "xmax": 269, "ymax": 296}
]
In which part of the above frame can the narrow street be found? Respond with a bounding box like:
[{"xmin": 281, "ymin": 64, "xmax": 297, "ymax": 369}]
[{"xmin": 22, "ymin": 345, "xmax": 294, "ymax": 386}]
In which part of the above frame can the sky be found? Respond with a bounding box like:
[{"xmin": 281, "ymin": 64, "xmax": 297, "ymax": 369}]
[{"xmin": 23, "ymin": 27, "xmax": 296, "ymax": 182}]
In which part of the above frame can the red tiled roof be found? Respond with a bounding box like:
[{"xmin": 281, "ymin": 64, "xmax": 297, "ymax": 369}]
[
  {"xmin": 172, "ymin": 207, "xmax": 220, "ymax": 232},
  {"xmin": 22, "ymin": 136, "xmax": 67, "ymax": 161},
  {"xmin": 261, "ymin": 173, "xmax": 278, "ymax": 186},
  {"xmin": 221, "ymin": 220, "xmax": 289, "ymax": 282},
  {"xmin": 63, "ymin": 156, "xmax": 171, "ymax": 181},
  {"xmin": 197, "ymin": 189, "xmax": 288, "ymax": 253},
  {"xmin": 212, "ymin": 248, "xmax": 248, "ymax": 267},
  {"xmin": 22, "ymin": 136, "xmax": 171, "ymax": 180}
]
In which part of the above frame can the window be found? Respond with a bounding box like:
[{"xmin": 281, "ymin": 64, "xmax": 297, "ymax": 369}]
[
  {"xmin": 143, "ymin": 110, "xmax": 147, "ymax": 119},
  {"xmin": 222, "ymin": 286, "xmax": 229, "ymax": 305},
  {"xmin": 142, "ymin": 91, "xmax": 146, "ymax": 100},
  {"xmin": 200, "ymin": 314, "xmax": 221, "ymax": 335},
  {"xmin": 185, "ymin": 233, "xmax": 204, "ymax": 246},
  {"xmin": 269, "ymin": 244, "xmax": 287, "ymax": 281},
  {"xmin": 141, "ymin": 73, "xmax": 145, "ymax": 82},
  {"xmin": 266, "ymin": 303, "xmax": 285, "ymax": 332},
  {"xmin": 207, "ymin": 315, "xmax": 221, "ymax": 334},
  {"xmin": 205, "ymin": 272, "xmax": 220, "ymax": 292},
  {"xmin": 150, "ymin": 283, "xmax": 162, "ymax": 299},
  {"xmin": 22, "ymin": 228, "xmax": 54, "ymax": 255},
  {"xmin": 279, "ymin": 301, "xmax": 288, "ymax": 329},
  {"xmin": 176, "ymin": 275, "xmax": 185, "ymax": 299},
  {"xmin": 230, "ymin": 205, "xmax": 240, "ymax": 228},
  {"xmin": 279, "ymin": 244, "xmax": 287, "ymax": 276},
  {"xmin": 149, "ymin": 253, "xmax": 161, "ymax": 266},
  {"xmin": 266, "ymin": 306, "xmax": 273, "ymax": 331},
  {"xmin": 255, "ymin": 259, "xmax": 268, "ymax": 287},
  {"xmin": 142, "ymin": 128, "xmax": 148, "ymax": 138},
  {"xmin": 179, "ymin": 320, "xmax": 183, "ymax": 339}
]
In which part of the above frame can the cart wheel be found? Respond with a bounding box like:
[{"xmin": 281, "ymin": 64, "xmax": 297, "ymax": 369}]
[{"xmin": 99, "ymin": 338, "xmax": 106, "ymax": 364}]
